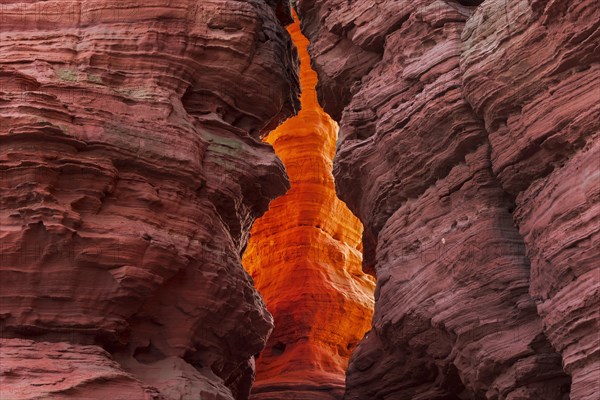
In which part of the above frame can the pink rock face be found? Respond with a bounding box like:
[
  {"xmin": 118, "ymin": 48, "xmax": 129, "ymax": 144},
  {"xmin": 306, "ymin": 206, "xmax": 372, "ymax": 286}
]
[
  {"xmin": 461, "ymin": 1, "xmax": 600, "ymax": 398},
  {"xmin": 298, "ymin": 0, "xmax": 598, "ymax": 398},
  {"xmin": 0, "ymin": 1, "xmax": 298, "ymax": 399}
]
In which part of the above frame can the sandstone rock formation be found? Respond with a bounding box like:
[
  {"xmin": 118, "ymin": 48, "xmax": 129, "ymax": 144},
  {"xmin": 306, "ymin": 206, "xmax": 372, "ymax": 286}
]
[
  {"xmin": 2, "ymin": 0, "xmax": 597, "ymax": 398},
  {"xmin": 461, "ymin": 3, "xmax": 599, "ymax": 397},
  {"xmin": 242, "ymin": 13, "xmax": 375, "ymax": 400},
  {"xmin": 298, "ymin": 0, "xmax": 598, "ymax": 398},
  {"xmin": 0, "ymin": 1, "xmax": 299, "ymax": 399}
]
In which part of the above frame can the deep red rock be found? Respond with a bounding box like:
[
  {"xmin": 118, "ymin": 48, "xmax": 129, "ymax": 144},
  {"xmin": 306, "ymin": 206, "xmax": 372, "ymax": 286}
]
[
  {"xmin": 0, "ymin": 1, "xmax": 299, "ymax": 399},
  {"xmin": 1, "ymin": 0, "xmax": 597, "ymax": 398},
  {"xmin": 461, "ymin": 1, "xmax": 600, "ymax": 397},
  {"xmin": 1, "ymin": 338, "xmax": 159, "ymax": 399},
  {"xmin": 299, "ymin": 0, "xmax": 597, "ymax": 398}
]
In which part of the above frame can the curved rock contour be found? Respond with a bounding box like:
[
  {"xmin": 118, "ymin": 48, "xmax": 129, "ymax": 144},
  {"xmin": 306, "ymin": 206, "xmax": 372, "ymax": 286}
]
[
  {"xmin": 242, "ymin": 13, "xmax": 375, "ymax": 400},
  {"xmin": 298, "ymin": 0, "xmax": 598, "ymax": 398},
  {"xmin": 460, "ymin": 1, "xmax": 600, "ymax": 397},
  {"xmin": 0, "ymin": 1, "xmax": 299, "ymax": 399}
]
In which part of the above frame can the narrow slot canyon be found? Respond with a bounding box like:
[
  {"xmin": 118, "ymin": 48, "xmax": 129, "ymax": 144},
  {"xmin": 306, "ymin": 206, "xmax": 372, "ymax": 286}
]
[
  {"xmin": 242, "ymin": 13, "xmax": 375, "ymax": 399},
  {"xmin": 0, "ymin": 1, "xmax": 598, "ymax": 400}
]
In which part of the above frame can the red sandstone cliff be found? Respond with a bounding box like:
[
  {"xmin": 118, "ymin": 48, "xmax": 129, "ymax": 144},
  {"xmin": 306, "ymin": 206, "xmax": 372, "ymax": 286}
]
[
  {"xmin": 0, "ymin": 1, "xmax": 299, "ymax": 399},
  {"xmin": 298, "ymin": 0, "xmax": 599, "ymax": 399},
  {"xmin": 1, "ymin": 1, "xmax": 598, "ymax": 399},
  {"xmin": 242, "ymin": 14, "xmax": 375, "ymax": 400}
]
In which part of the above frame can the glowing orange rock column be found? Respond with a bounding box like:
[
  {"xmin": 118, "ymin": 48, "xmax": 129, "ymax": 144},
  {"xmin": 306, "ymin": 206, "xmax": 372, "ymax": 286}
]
[{"xmin": 242, "ymin": 13, "xmax": 375, "ymax": 400}]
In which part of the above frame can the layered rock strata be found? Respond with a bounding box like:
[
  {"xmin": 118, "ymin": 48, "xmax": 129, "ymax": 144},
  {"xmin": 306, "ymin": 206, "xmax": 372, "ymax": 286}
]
[
  {"xmin": 0, "ymin": 1, "xmax": 299, "ymax": 399},
  {"xmin": 461, "ymin": 2, "xmax": 600, "ymax": 397},
  {"xmin": 298, "ymin": 0, "xmax": 598, "ymax": 398},
  {"xmin": 242, "ymin": 13, "xmax": 375, "ymax": 400}
]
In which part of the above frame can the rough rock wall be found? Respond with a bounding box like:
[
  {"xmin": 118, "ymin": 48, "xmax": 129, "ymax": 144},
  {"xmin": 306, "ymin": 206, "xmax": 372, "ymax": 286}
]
[
  {"xmin": 0, "ymin": 1, "xmax": 299, "ymax": 399},
  {"xmin": 242, "ymin": 14, "xmax": 375, "ymax": 400},
  {"xmin": 461, "ymin": 2, "xmax": 599, "ymax": 397},
  {"xmin": 298, "ymin": 0, "xmax": 599, "ymax": 399}
]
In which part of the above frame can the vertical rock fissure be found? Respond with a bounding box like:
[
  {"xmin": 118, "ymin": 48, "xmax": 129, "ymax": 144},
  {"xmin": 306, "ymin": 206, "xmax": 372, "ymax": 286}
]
[{"xmin": 242, "ymin": 11, "xmax": 376, "ymax": 400}]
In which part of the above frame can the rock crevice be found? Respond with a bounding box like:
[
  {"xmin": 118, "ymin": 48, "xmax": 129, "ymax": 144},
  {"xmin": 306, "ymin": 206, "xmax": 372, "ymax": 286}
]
[{"xmin": 242, "ymin": 13, "xmax": 375, "ymax": 400}]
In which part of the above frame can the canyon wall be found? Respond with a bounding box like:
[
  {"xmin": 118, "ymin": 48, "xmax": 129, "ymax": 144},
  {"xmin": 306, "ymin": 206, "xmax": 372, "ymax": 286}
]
[
  {"xmin": 0, "ymin": 1, "xmax": 299, "ymax": 399},
  {"xmin": 298, "ymin": 0, "xmax": 599, "ymax": 399},
  {"xmin": 242, "ymin": 14, "xmax": 375, "ymax": 400}
]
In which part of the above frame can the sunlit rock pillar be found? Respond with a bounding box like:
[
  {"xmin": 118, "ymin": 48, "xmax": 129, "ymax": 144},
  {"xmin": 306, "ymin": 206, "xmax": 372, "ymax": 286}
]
[{"xmin": 242, "ymin": 12, "xmax": 375, "ymax": 400}]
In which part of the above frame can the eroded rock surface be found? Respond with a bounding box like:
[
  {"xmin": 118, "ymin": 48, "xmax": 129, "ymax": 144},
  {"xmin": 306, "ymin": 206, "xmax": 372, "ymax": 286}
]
[
  {"xmin": 0, "ymin": 1, "xmax": 299, "ymax": 399},
  {"xmin": 242, "ymin": 14, "xmax": 375, "ymax": 400},
  {"xmin": 460, "ymin": 2, "xmax": 599, "ymax": 397},
  {"xmin": 298, "ymin": 0, "xmax": 598, "ymax": 398}
]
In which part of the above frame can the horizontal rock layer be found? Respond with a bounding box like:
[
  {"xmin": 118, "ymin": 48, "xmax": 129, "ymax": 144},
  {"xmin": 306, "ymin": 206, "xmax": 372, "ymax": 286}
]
[
  {"xmin": 298, "ymin": 0, "xmax": 598, "ymax": 398},
  {"xmin": 0, "ymin": 1, "xmax": 299, "ymax": 399},
  {"xmin": 242, "ymin": 13, "xmax": 375, "ymax": 400},
  {"xmin": 1, "ymin": 338, "xmax": 156, "ymax": 400}
]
